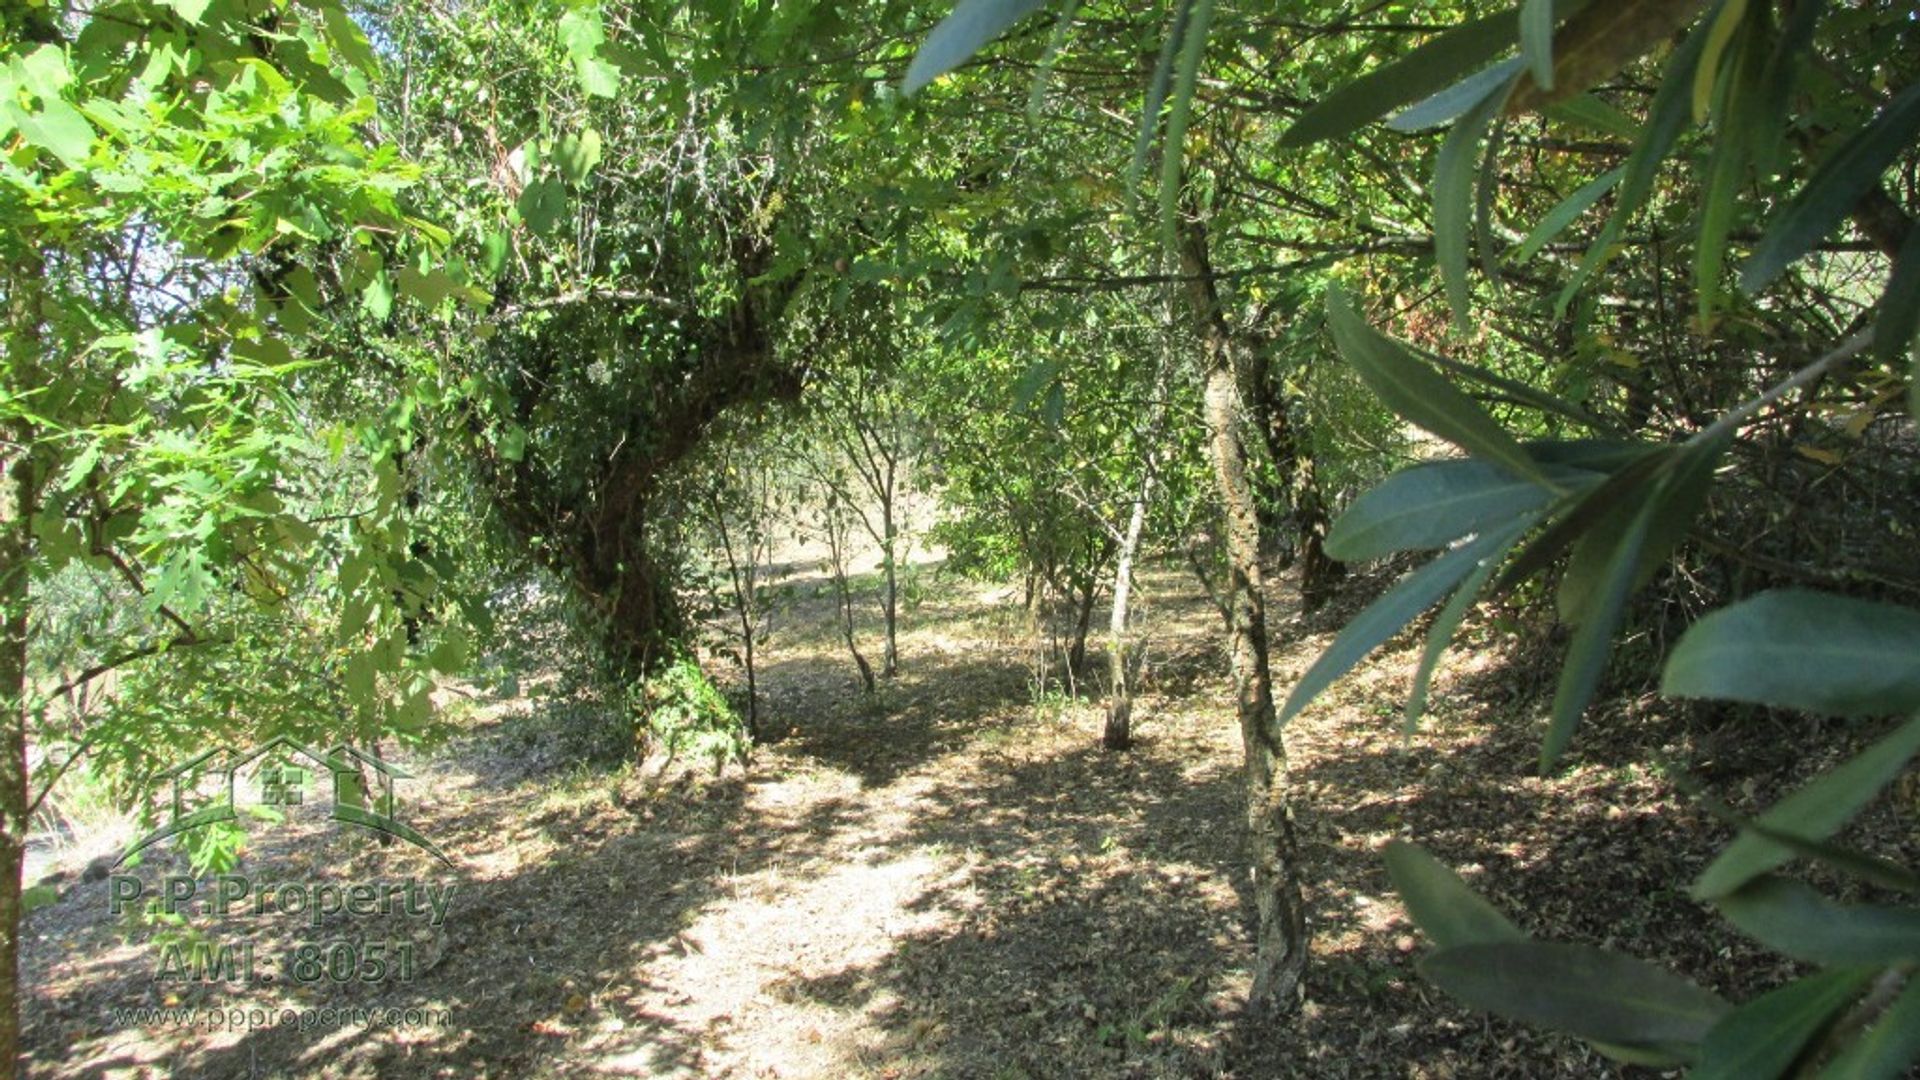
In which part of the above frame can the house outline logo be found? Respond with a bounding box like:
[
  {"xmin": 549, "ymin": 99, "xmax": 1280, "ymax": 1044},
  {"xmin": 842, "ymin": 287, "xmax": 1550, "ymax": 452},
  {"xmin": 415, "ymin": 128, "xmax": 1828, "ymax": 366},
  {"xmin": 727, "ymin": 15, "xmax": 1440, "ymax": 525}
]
[{"xmin": 116, "ymin": 735, "xmax": 453, "ymax": 868}]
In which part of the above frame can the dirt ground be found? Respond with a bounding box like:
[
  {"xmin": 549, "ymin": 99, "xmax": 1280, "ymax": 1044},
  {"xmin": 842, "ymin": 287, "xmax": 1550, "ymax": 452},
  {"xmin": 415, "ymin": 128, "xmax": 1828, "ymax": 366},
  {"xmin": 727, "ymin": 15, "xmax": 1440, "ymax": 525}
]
[{"xmin": 17, "ymin": 552, "xmax": 1916, "ymax": 1078}]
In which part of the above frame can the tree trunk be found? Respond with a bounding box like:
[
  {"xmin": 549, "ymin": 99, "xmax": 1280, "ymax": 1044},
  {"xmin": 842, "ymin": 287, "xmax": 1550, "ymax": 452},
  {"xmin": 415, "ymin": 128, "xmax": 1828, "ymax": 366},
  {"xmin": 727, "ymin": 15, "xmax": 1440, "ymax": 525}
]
[
  {"xmin": 1067, "ymin": 571, "xmax": 1098, "ymax": 679},
  {"xmin": 1183, "ymin": 226, "xmax": 1308, "ymax": 1012},
  {"xmin": 824, "ymin": 506, "xmax": 876, "ymax": 693},
  {"xmin": 879, "ymin": 495, "xmax": 899, "ymax": 678},
  {"xmin": 1105, "ymin": 322, "xmax": 1177, "ymax": 751},
  {"xmin": 1, "ymin": 252, "xmax": 45, "ymax": 1075},
  {"xmin": 1245, "ymin": 322, "xmax": 1343, "ymax": 609},
  {"xmin": 1103, "ymin": 483, "xmax": 1151, "ymax": 751}
]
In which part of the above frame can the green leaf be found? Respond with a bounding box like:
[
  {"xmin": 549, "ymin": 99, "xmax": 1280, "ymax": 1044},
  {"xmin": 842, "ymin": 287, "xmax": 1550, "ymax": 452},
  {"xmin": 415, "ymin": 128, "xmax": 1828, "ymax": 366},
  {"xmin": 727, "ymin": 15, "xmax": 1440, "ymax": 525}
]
[
  {"xmin": 1494, "ymin": 446, "xmax": 1673, "ymax": 594},
  {"xmin": 1126, "ymin": 0, "xmax": 1189, "ymax": 190},
  {"xmin": 1325, "ymin": 286, "xmax": 1552, "ymax": 487},
  {"xmin": 557, "ymin": 8, "xmax": 606, "ymax": 58},
  {"xmin": 1384, "ymin": 840, "xmax": 1528, "ymax": 947},
  {"xmin": 1510, "ymin": 167, "xmax": 1623, "ymax": 263},
  {"xmin": 1693, "ymin": 4, "xmax": 1766, "ymax": 323},
  {"xmin": 1556, "ymin": 10, "xmax": 1712, "ymax": 314},
  {"xmin": 1279, "ymin": 521, "xmax": 1529, "ymax": 725},
  {"xmin": 1691, "ymin": 0, "xmax": 1750, "ymax": 124},
  {"xmin": 902, "ymin": 0, "xmax": 1049, "ymax": 95},
  {"xmin": 554, "ymin": 128, "xmax": 603, "ymax": 186},
  {"xmin": 498, "ymin": 424, "xmax": 528, "ymax": 463},
  {"xmin": 1742, "ymin": 81, "xmax": 1920, "ymax": 293},
  {"xmin": 1544, "ymin": 95, "xmax": 1640, "ymax": 139},
  {"xmin": 1325, "ymin": 459, "xmax": 1591, "ymax": 561},
  {"xmin": 1406, "ymin": 530, "xmax": 1515, "ymax": 733},
  {"xmin": 1662, "ymin": 591, "xmax": 1920, "ymax": 716},
  {"xmin": 1024, "ymin": 0, "xmax": 1081, "ymax": 120},
  {"xmin": 1388, "ymin": 56, "xmax": 1525, "ymax": 133},
  {"xmin": 167, "ymin": 0, "xmax": 213, "ymax": 23},
  {"xmin": 1716, "ymin": 876, "xmax": 1920, "ymax": 967},
  {"xmin": 1694, "ymin": 968, "xmax": 1874, "ymax": 1080},
  {"xmin": 1432, "ymin": 80, "xmax": 1514, "ymax": 332},
  {"xmin": 323, "ymin": 5, "xmax": 379, "ymax": 74},
  {"xmin": 1556, "ymin": 431, "xmax": 1724, "ymax": 622},
  {"xmin": 1817, "ymin": 977, "xmax": 1920, "ymax": 1080},
  {"xmin": 360, "ymin": 268, "xmax": 393, "ymax": 321},
  {"xmin": 17, "ymin": 45, "xmax": 72, "ymax": 99},
  {"xmin": 17, "ymin": 98, "xmax": 95, "ymax": 169},
  {"xmin": 1508, "ymin": 0, "xmax": 1712, "ymax": 114},
  {"xmin": 574, "ymin": 56, "xmax": 621, "ymax": 98},
  {"xmin": 1729, "ymin": 820, "xmax": 1920, "ymax": 895},
  {"xmin": 1520, "ymin": 0, "xmax": 1557, "ymax": 90},
  {"xmin": 1280, "ymin": 4, "xmax": 1527, "ymax": 147},
  {"xmin": 1418, "ymin": 941, "xmax": 1728, "ymax": 1051},
  {"xmin": 481, "ymin": 232, "xmax": 511, "ymax": 278},
  {"xmin": 1542, "ymin": 489, "xmax": 1656, "ymax": 771},
  {"xmin": 1872, "ymin": 218, "xmax": 1920, "ymax": 366},
  {"xmin": 1691, "ymin": 714, "xmax": 1920, "ymax": 899},
  {"xmin": 1155, "ymin": 0, "xmax": 1214, "ymax": 253},
  {"xmin": 517, "ymin": 176, "xmax": 568, "ymax": 238},
  {"xmin": 429, "ymin": 629, "xmax": 469, "ymax": 674}
]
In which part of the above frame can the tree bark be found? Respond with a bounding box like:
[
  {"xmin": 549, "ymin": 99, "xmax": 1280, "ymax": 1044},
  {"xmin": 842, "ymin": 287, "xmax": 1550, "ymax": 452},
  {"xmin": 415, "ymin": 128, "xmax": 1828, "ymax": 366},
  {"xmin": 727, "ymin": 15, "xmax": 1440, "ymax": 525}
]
[
  {"xmin": 1103, "ymin": 481, "xmax": 1151, "ymax": 751},
  {"xmin": 0, "ymin": 251, "xmax": 45, "ymax": 1075},
  {"xmin": 1182, "ymin": 225, "xmax": 1308, "ymax": 1012},
  {"xmin": 879, "ymin": 495, "xmax": 899, "ymax": 678},
  {"xmin": 1244, "ymin": 309, "xmax": 1343, "ymax": 609},
  {"xmin": 1105, "ymin": 323, "xmax": 1178, "ymax": 751}
]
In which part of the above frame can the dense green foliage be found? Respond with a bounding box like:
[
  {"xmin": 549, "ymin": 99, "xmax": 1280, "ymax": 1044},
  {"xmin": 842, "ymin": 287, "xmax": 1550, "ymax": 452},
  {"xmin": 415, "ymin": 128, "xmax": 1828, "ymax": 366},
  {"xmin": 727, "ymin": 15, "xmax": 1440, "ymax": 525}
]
[{"xmin": 5, "ymin": 0, "xmax": 1920, "ymax": 1072}]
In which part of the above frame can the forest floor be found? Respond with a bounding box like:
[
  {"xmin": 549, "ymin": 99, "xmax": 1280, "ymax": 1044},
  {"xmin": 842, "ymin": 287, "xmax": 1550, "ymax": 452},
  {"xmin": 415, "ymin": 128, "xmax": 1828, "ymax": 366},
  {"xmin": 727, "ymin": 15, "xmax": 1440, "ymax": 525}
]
[{"xmin": 17, "ymin": 549, "xmax": 1913, "ymax": 1078}]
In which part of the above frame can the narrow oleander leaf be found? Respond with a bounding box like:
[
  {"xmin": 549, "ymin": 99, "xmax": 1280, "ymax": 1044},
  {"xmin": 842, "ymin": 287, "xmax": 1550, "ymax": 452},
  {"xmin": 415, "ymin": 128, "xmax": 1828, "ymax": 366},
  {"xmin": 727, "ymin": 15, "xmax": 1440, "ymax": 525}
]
[
  {"xmin": 1816, "ymin": 978, "xmax": 1920, "ymax": 1080},
  {"xmin": 1742, "ymin": 80, "xmax": 1920, "ymax": 293},
  {"xmin": 1511, "ymin": 167, "xmax": 1624, "ymax": 263},
  {"xmin": 1691, "ymin": 0, "xmax": 1750, "ymax": 124},
  {"xmin": 1662, "ymin": 591, "xmax": 1920, "ymax": 716},
  {"xmin": 1126, "ymin": 0, "xmax": 1189, "ymax": 189},
  {"xmin": 1388, "ymin": 56, "xmax": 1526, "ymax": 133},
  {"xmin": 1326, "ymin": 461, "xmax": 1585, "ymax": 561},
  {"xmin": 1494, "ymin": 447, "xmax": 1672, "ymax": 595},
  {"xmin": 1748, "ymin": 0, "xmax": 1823, "ymax": 180},
  {"xmin": 1433, "ymin": 79, "xmax": 1516, "ymax": 332},
  {"xmin": 1732, "ymin": 821, "xmax": 1920, "ymax": 894},
  {"xmin": 1557, "ymin": 431, "xmax": 1724, "ymax": 622},
  {"xmin": 1691, "ymin": 714, "xmax": 1920, "ymax": 899},
  {"xmin": 1716, "ymin": 876, "xmax": 1920, "ymax": 967},
  {"xmin": 1280, "ymin": 5, "xmax": 1526, "ymax": 147},
  {"xmin": 1507, "ymin": 0, "xmax": 1712, "ymax": 114},
  {"xmin": 1384, "ymin": 841, "xmax": 1529, "ymax": 947},
  {"xmin": 903, "ymin": 0, "xmax": 1050, "ymax": 95},
  {"xmin": 1693, "ymin": 968, "xmax": 1874, "ymax": 1080},
  {"xmin": 1418, "ymin": 352, "xmax": 1620, "ymax": 431},
  {"xmin": 1406, "ymin": 524, "xmax": 1524, "ymax": 733},
  {"xmin": 1025, "ymin": 0, "xmax": 1081, "ymax": 120},
  {"xmin": 1156, "ymin": 0, "xmax": 1215, "ymax": 253},
  {"xmin": 1520, "ymin": 0, "xmax": 1557, "ymax": 89},
  {"xmin": 1542, "ymin": 492, "xmax": 1656, "ymax": 771},
  {"xmin": 1695, "ymin": 4, "xmax": 1768, "ymax": 323},
  {"xmin": 1555, "ymin": 10, "xmax": 1712, "ymax": 314},
  {"xmin": 1326, "ymin": 287, "xmax": 1551, "ymax": 486},
  {"xmin": 1545, "ymin": 94, "xmax": 1640, "ymax": 139},
  {"xmin": 1419, "ymin": 942, "xmax": 1728, "ymax": 1050},
  {"xmin": 1279, "ymin": 528, "xmax": 1514, "ymax": 724}
]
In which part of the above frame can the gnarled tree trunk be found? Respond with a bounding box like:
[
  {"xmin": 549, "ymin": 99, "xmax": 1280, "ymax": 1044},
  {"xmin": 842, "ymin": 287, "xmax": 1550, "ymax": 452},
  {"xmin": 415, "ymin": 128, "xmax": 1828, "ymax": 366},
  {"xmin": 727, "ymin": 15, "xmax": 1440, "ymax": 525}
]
[{"xmin": 1183, "ymin": 225, "xmax": 1308, "ymax": 1012}]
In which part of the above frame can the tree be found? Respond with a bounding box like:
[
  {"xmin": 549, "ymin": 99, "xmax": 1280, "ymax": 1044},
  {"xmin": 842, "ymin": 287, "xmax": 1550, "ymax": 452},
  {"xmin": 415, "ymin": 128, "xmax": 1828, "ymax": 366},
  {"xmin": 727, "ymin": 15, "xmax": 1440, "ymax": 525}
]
[{"xmin": 1, "ymin": 0, "xmax": 468, "ymax": 1063}]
